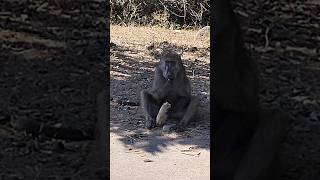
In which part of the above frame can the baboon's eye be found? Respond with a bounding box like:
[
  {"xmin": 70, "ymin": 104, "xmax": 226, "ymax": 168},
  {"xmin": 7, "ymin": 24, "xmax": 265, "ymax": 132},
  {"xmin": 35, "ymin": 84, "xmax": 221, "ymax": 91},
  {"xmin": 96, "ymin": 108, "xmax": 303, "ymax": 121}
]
[{"xmin": 165, "ymin": 61, "xmax": 176, "ymax": 67}]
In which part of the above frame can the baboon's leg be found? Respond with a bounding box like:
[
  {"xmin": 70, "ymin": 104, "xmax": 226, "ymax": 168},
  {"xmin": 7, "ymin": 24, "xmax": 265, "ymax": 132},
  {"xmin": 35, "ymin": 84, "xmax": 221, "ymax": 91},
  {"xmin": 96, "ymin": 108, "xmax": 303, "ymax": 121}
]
[
  {"xmin": 87, "ymin": 90, "xmax": 108, "ymax": 178},
  {"xmin": 234, "ymin": 109, "xmax": 289, "ymax": 180},
  {"xmin": 213, "ymin": 102, "xmax": 230, "ymax": 130},
  {"xmin": 140, "ymin": 90, "xmax": 161, "ymax": 129},
  {"xmin": 213, "ymin": 113, "xmax": 252, "ymax": 180},
  {"xmin": 96, "ymin": 90, "xmax": 108, "ymax": 170},
  {"xmin": 179, "ymin": 96, "xmax": 199, "ymax": 126},
  {"xmin": 213, "ymin": 147, "xmax": 247, "ymax": 180}
]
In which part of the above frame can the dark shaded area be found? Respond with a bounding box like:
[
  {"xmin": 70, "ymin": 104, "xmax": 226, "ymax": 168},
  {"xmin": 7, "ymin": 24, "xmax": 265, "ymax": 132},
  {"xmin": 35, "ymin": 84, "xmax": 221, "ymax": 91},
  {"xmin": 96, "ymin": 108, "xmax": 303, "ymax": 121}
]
[
  {"xmin": 222, "ymin": 0, "xmax": 320, "ymax": 179},
  {"xmin": 213, "ymin": 1, "xmax": 288, "ymax": 180},
  {"xmin": 0, "ymin": 0, "xmax": 107, "ymax": 179}
]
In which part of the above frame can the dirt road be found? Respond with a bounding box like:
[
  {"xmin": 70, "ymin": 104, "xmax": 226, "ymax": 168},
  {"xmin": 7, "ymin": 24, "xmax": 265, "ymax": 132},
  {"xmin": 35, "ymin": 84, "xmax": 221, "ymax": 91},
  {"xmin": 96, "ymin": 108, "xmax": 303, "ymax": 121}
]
[{"xmin": 110, "ymin": 132, "xmax": 210, "ymax": 180}]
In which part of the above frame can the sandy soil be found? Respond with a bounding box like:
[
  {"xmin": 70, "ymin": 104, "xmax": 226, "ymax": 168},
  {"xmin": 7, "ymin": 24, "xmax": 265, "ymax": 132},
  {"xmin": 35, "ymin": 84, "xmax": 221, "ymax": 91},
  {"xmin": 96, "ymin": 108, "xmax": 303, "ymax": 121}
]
[{"xmin": 110, "ymin": 132, "xmax": 210, "ymax": 180}]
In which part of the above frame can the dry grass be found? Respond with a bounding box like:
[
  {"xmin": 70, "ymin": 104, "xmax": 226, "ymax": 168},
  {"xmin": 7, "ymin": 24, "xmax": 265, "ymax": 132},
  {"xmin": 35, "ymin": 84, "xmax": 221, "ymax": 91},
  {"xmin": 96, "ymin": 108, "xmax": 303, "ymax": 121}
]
[{"xmin": 110, "ymin": 25, "xmax": 210, "ymax": 49}]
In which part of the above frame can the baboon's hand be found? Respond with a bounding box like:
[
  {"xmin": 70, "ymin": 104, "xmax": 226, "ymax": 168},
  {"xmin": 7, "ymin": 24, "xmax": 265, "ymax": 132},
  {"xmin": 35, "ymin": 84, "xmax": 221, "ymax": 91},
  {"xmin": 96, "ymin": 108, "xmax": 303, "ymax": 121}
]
[
  {"xmin": 154, "ymin": 81, "xmax": 171, "ymax": 98},
  {"xmin": 156, "ymin": 102, "xmax": 171, "ymax": 126}
]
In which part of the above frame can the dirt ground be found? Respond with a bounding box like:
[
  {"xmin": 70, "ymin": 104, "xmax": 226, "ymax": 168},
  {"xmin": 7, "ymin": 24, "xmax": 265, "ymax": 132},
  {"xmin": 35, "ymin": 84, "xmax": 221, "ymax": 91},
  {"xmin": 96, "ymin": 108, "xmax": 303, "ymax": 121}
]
[
  {"xmin": 0, "ymin": 1, "xmax": 106, "ymax": 179},
  {"xmin": 110, "ymin": 25, "xmax": 211, "ymax": 180}
]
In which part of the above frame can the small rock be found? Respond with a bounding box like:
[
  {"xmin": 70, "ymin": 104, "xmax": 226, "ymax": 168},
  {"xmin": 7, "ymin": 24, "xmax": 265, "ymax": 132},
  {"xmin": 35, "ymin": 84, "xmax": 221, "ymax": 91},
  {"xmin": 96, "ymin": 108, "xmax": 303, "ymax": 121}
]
[
  {"xmin": 54, "ymin": 123, "xmax": 63, "ymax": 128},
  {"xmin": 143, "ymin": 159, "xmax": 153, "ymax": 162},
  {"xmin": 196, "ymin": 26, "xmax": 210, "ymax": 38},
  {"xmin": 189, "ymin": 47, "xmax": 198, "ymax": 52},
  {"xmin": 162, "ymin": 124, "xmax": 177, "ymax": 132}
]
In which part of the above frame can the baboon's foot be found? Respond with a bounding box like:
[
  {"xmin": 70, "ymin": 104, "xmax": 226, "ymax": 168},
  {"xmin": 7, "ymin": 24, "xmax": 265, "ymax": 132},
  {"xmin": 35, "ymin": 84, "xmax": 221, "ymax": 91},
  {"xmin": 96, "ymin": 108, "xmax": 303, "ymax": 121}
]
[
  {"xmin": 175, "ymin": 124, "xmax": 187, "ymax": 132},
  {"xmin": 145, "ymin": 116, "xmax": 156, "ymax": 129},
  {"xmin": 162, "ymin": 124, "xmax": 177, "ymax": 132},
  {"xmin": 178, "ymin": 120, "xmax": 189, "ymax": 128}
]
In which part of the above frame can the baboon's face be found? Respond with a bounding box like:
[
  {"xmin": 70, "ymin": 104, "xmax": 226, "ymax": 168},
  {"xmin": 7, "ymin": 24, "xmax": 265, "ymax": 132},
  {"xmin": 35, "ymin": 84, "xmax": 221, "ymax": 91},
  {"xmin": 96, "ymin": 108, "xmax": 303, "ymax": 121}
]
[{"xmin": 160, "ymin": 59, "xmax": 179, "ymax": 81}]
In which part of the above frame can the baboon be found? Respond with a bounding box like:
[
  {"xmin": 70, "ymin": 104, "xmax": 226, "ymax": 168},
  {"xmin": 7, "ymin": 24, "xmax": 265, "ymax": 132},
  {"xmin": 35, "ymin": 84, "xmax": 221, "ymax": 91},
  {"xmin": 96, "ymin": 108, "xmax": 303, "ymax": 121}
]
[
  {"xmin": 95, "ymin": 90, "xmax": 108, "ymax": 168},
  {"xmin": 214, "ymin": 0, "xmax": 259, "ymax": 116},
  {"xmin": 213, "ymin": 0, "xmax": 288, "ymax": 180},
  {"xmin": 88, "ymin": 89, "xmax": 108, "ymax": 177},
  {"xmin": 141, "ymin": 50, "xmax": 199, "ymax": 129}
]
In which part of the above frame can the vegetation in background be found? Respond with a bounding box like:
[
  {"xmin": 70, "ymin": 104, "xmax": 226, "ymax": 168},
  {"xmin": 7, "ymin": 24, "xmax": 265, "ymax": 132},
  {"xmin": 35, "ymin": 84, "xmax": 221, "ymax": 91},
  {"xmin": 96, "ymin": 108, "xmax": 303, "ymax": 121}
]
[{"xmin": 110, "ymin": 0, "xmax": 210, "ymax": 29}]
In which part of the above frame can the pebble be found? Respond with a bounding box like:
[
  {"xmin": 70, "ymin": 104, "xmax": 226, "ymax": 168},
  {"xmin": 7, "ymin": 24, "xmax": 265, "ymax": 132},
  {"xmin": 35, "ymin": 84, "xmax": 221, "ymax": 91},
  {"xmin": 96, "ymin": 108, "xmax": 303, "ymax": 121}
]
[{"xmin": 162, "ymin": 124, "xmax": 177, "ymax": 132}]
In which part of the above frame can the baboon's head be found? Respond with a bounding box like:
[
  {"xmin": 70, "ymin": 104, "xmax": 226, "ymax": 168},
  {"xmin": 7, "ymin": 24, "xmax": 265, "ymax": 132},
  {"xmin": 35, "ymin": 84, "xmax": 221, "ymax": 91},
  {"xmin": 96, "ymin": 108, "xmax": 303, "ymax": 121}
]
[{"xmin": 159, "ymin": 51, "xmax": 183, "ymax": 81}]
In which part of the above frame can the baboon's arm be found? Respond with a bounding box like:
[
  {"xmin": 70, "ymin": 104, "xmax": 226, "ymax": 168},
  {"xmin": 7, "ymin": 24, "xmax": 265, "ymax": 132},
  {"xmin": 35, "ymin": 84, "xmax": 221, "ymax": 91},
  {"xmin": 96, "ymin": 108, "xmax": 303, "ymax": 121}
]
[
  {"xmin": 151, "ymin": 67, "xmax": 171, "ymax": 100},
  {"xmin": 234, "ymin": 110, "xmax": 289, "ymax": 180},
  {"xmin": 174, "ymin": 96, "xmax": 190, "ymax": 110},
  {"xmin": 167, "ymin": 96, "xmax": 191, "ymax": 119},
  {"xmin": 151, "ymin": 83, "xmax": 171, "ymax": 101}
]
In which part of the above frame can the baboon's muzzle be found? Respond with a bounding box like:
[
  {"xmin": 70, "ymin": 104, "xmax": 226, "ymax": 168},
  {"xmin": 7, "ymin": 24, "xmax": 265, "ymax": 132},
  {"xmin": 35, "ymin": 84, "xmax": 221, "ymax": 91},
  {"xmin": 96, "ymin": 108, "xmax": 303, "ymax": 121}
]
[{"xmin": 166, "ymin": 74, "xmax": 174, "ymax": 81}]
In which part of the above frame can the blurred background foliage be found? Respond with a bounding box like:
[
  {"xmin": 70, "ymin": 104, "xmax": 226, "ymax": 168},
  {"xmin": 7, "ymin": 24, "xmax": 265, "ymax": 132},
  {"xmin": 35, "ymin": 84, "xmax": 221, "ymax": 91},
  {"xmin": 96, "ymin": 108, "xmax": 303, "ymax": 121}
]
[{"xmin": 110, "ymin": 0, "xmax": 210, "ymax": 29}]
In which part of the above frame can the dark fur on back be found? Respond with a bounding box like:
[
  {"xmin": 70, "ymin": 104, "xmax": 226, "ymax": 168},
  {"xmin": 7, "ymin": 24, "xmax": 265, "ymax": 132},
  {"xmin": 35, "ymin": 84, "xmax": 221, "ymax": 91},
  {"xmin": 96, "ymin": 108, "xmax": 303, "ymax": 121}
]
[{"xmin": 213, "ymin": 0, "xmax": 259, "ymax": 113}]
